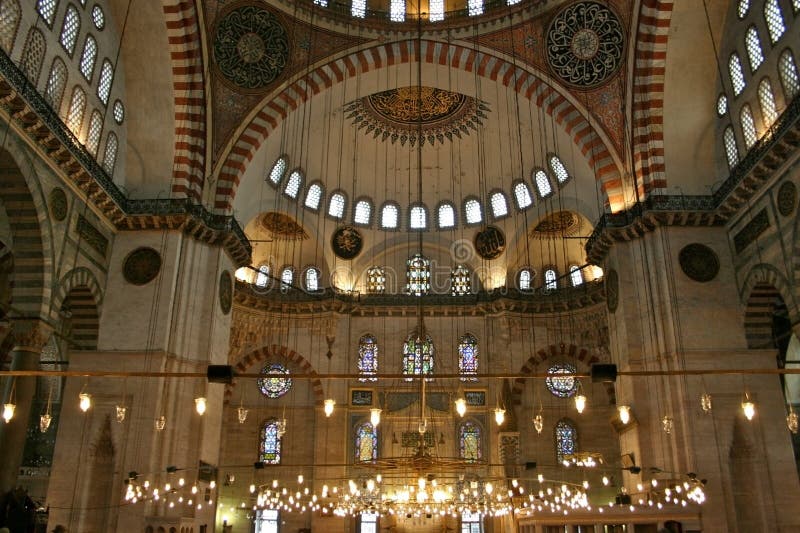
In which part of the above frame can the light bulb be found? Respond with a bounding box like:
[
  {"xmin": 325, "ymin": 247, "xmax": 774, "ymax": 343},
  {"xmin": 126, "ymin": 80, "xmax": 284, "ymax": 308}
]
[
  {"xmin": 485, "ymin": 482, "xmax": 493, "ymax": 495},
  {"xmin": 79, "ymin": 393, "xmax": 92, "ymax": 412},
  {"xmin": 574, "ymin": 394, "xmax": 587, "ymax": 414},
  {"xmin": 155, "ymin": 415, "xmax": 166, "ymax": 431},
  {"xmin": 700, "ymin": 393, "xmax": 712, "ymax": 413},
  {"xmin": 39, "ymin": 413, "xmax": 52, "ymax": 433},
  {"xmin": 602, "ymin": 476, "xmax": 609, "ymax": 486},
  {"xmin": 788, "ymin": 408, "xmax": 799, "ymax": 434},
  {"xmin": 324, "ymin": 399, "xmax": 335, "ymax": 417},
  {"xmin": 195, "ymin": 397, "xmax": 207, "ymax": 415},
  {"xmin": 455, "ymin": 397, "xmax": 467, "ymax": 417},
  {"xmin": 116, "ymin": 405, "xmax": 127, "ymax": 423},
  {"xmin": 370, "ymin": 408, "xmax": 381, "ymax": 426},
  {"xmin": 742, "ymin": 399, "xmax": 756, "ymax": 421},
  {"xmin": 250, "ymin": 484, "xmax": 256, "ymax": 494},
  {"xmin": 2, "ymin": 403, "xmax": 15, "ymax": 423},
  {"xmin": 533, "ymin": 414, "xmax": 543, "ymax": 434},
  {"xmin": 237, "ymin": 406, "xmax": 248, "ymax": 424},
  {"xmin": 618, "ymin": 405, "xmax": 631, "ymax": 425},
  {"xmin": 494, "ymin": 407, "xmax": 505, "ymax": 426}
]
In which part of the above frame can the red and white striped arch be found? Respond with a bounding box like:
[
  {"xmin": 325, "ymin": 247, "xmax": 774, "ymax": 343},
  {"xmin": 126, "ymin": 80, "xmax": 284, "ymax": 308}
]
[{"xmin": 212, "ymin": 40, "xmax": 625, "ymax": 214}]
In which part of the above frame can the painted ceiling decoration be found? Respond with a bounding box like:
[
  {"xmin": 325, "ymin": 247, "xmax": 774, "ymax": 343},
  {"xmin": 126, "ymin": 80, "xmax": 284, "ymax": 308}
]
[
  {"xmin": 343, "ymin": 86, "xmax": 490, "ymax": 146},
  {"xmin": 213, "ymin": 5, "xmax": 290, "ymax": 91},
  {"xmin": 546, "ymin": 1, "xmax": 625, "ymax": 88},
  {"xmin": 531, "ymin": 210, "xmax": 582, "ymax": 238},
  {"xmin": 260, "ymin": 212, "xmax": 309, "ymax": 240}
]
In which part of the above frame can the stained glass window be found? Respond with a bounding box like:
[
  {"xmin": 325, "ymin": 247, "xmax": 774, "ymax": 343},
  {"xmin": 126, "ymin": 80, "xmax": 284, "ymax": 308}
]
[
  {"xmin": 569, "ymin": 265, "xmax": 584, "ymax": 287},
  {"xmin": 20, "ymin": 28, "xmax": 46, "ymax": 84},
  {"xmin": 304, "ymin": 182, "xmax": 323, "ymax": 210},
  {"xmin": 367, "ymin": 266, "xmax": 385, "ymax": 294},
  {"xmin": 745, "ymin": 26, "xmax": 764, "ymax": 72},
  {"xmin": 758, "ymin": 78, "xmax": 778, "ymax": 128},
  {"xmin": 260, "ymin": 419, "xmax": 282, "ymax": 464},
  {"xmin": 355, "ymin": 421, "xmax": 378, "ymax": 462},
  {"xmin": 402, "ymin": 333, "xmax": 434, "ymax": 380},
  {"xmin": 255, "ymin": 264, "xmax": 270, "ymax": 288},
  {"xmin": 459, "ymin": 421, "xmax": 481, "ymax": 462},
  {"xmin": 102, "ymin": 132, "xmax": 117, "ymax": 174},
  {"xmin": 519, "ymin": 268, "xmax": 533, "ymax": 291},
  {"xmin": 304, "ymin": 267, "xmax": 320, "ymax": 291},
  {"xmin": 358, "ymin": 334, "xmax": 378, "ymax": 381},
  {"xmin": 381, "ymin": 203, "xmax": 399, "ymax": 229},
  {"xmin": 406, "ymin": 254, "xmax": 430, "ymax": 296},
  {"xmin": 716, "ymin": 94, "xmax": 728, "ymax": 116},
  {"xmin": 328, "ymin": 192, "xmax": 346, "ymax": 219},
  {"xmin": 490, "ymin": 191, "xmax": 508, "ymax": 219},
  {"xmin": 724, "ymin": 126, "xmax": 739, "ymax": 169},
  {"xmin": 555, "ymin": 419, "xmax": 577, "ymax": 463},
  {"xmin": 79, "ymin": 35, "xmax": 97, "ymax": 80},
  {"xmin": 544, "ymin": 268, "xmax": 557, "ymax": 290},
  {"xmin": 464, "ymin": 198, "xmax": 482, "ymax": 225},
  {"xmin": 741, "ymin": 105, "xmax": 757, "ymax": 148},
  {"xmin": 729, "ymin": 53, "xmax": 746, "ymax": 96},
  {"xmin": 409, "ymin": 204, "xmax": 427, "ymax": 229},
  {"xmin": 354, "ymin": 199, "xmax": 372, "ymax": 225},
  {"xmin": 549, "ymin": 155, "xmax": 570, "ymax": 184},
  {"xmin": 437, "ymin": 202, "xmax": 456, "ymax": 228},
  {"xmin": 458, "ymin": 333, "xmax": 478, "ymax": 380},
  {"xmin": 284, "ymin": 170, "xmax": 302, "ymax": 198},
  {"xmin": 268, "ymin": 156, "xmax": 287, "ymax": 185},
  {"xmin": 545, "ymin": 363, "xmax": 578, "ymax": 398},
  {"xmin": 36, "ymin": 0, "xmax": 58, "ymax": 26},
  {"xmin": 779, "ymin": 50, "xmax": 799, "ymax": 99},
  {"xmin": 534, "ymin": 169, "xmax": 553, "ymax": 198},
  {"xmin": 451, "ymin": 265, "xmax": 471, "ymax": 296},
  {"xmin": 513, "ymin": 181, "xmax": 533, "ymax": 209},
  {"xmin": 44, "ymin": 58, "xmax": 67, "ymax": 111},
  {"xmin": 97, "ymin": 59, "xmax": 114, "ymax": 105},
  {"xmin": 764, "ymin": 0, "xmax": 785, "ymax": 44},
  {"xmin": 60, "ymin": 4, "xmax": 80, "ymax": 55},
  {"xmin": 0, "ymin": 0, "xmax": 21, "ymax": 53},
  {"xmin": 258, "ymin": 363, "xmax": 292, "ymax": 398}
]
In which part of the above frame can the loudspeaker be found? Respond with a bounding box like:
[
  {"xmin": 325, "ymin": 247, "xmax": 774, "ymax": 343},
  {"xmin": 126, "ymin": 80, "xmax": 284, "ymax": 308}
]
[
  {"xmin": 591, "ymin": 363, "xmax": 617, "ymax": 382},
  {"xmin": 207, "ymin": 365, "xmax": 234, "ymax": 384},
  {"xmin": 524, "ymin": 461, "xmax": 537, "ymax": 470}
]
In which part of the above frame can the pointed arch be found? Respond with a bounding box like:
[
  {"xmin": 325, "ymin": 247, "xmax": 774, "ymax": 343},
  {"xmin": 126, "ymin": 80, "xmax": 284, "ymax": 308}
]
[
  {"xmin": 226, "ymin": 345, "xmax": 323, "ymax": 405},
  {"xmin": 739, "ymin": 264, "xmax": 798, "ymax": 349},
  {"xmin": 51, "ymin": 267, "xmax": 103, "ymax": 350}
]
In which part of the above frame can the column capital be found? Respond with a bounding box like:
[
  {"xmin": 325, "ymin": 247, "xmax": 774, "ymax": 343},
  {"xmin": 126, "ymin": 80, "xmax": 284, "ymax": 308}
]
[{"xmin": 10, "ymin": 319, "xmax": 52, "ymax": 352}]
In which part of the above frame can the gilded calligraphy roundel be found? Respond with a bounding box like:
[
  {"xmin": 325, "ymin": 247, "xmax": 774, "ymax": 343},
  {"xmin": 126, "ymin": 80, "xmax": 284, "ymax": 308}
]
[
  {"xmin": 123, "ymin": 247, "xmax": 162, "ymax": 286},
  {"xmin": 546, "ymin": 2, "xmax": 624, "ymax": 88},
  {"xmin": 474, "ymin": 226, "xmax": 506, "ymax": 260},
  {"xmin": 213, "ymin": 5, "xmax": 289, "ymax": 90},
  {"xmin": 332, "ymin": 226, "xmax": 364, "ymax": 260}
]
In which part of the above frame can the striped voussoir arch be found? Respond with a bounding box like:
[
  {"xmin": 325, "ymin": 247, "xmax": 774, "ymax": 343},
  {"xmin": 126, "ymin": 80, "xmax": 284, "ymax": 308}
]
[
  {"xmin": 631, "ymin": 0, "xmax": 673, "ymax": 195},
  {"xmin": 163, "ymin": 0, "xmax": 206, "ymax": 201},
  {"xmin": 511, "ymin": 343, "xmax": 615, "ymax": 405},
  {"xmin": 53, "ymin": 267, "xmax": 102, "ymax": 350},
  {"xmin": 226, "ymin": 345, "xmax": 324, "ymax": 405},
  {"xmin": 213, "ymin": 39, "xmax": 622, "ymax": 212},
  {"xmin": 740, "ymin": 263, "xmax": 796, "ymax": 349}
]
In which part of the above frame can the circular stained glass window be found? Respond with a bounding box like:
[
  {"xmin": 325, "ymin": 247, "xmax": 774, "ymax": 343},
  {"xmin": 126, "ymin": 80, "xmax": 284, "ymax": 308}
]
[
  {"xmin": 258, "ymin": 363, "xmax": 292, "ymax": 398},
  {"xmin": 545, "ymin": 363, "xmax": 578, "ymax": 398}
]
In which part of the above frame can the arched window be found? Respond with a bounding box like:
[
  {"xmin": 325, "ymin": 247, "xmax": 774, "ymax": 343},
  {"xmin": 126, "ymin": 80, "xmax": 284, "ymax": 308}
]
[
  {"xmin": 255, "ymin": 510, "xmax": 280, "ymax": 533},
  {"xmin": 406, "ymin": 254, "xmax": 430, "ymax": 296},
  {"xmin": 738, "ymin": 0, "xmax": 750, "ymax": 18},
  {"xmin": 764, "ymin": 0, "xmax": 785, "ymax": 44},
  {"xmin": 717, "ymin": 94, "xmax": 728, "ymax": 116},
  {"xmin": 97, "ymin": 59, "xmax": 114, "ymax": 105},
  {"xmin": 366, "ymin": 266, "xmax": 385, "ymax": 294},
  {"xmin": 546, "ymin": 362, "xmax": 578, "ymax": 398},
  {"xmin": 255, "ymin": 264, "xmax": 270, "ymax": 288},
  {"xmin": 351, "ymin": 0, "xmax": 366, "ymax": 18},
  {"xmin": 724, "ymin": 125, "xmax": 739, "ymax": 169},
  {"xmin": 409, "ymin": 204, "xmax": 427, "ymax": 230},
  {"xmin": 569, "ymin": 265, "xmax": 584, "ymax": 287},
  {"xmin": 355, "ymin": 421, "xmax": 378, "ymax": 462},
  {"xmin": 729, "ymin": 53, "xmax": 746, "ymax": 96},
  {"xmin": 66, "ymin": 86, "xmax": 86, "ymax": 136},
  {"xmin": 0, "ymin": 0, "xmax": 21, "ymax": 53},
  {"xmin": 304, "ymin": 267, "xmax": 320, "ymax": 291},
  {"xmin": 430, "ymin": 0, "xmax": 444, "ymax": 21},
  {"xmin": 464, "ymin": 198, "xmax": 482, "ymax": 225},
  {"xmin": 280, "ymin": 266, "xmax": 294, "ymax": 291},
  {"xmin": 304, "ymin": 182, "xmax": 323, "ymax": 210},
  {"xmin": 268, "ymin": 156, "xmax": 288, "ymax": 186},
  {"xmin": 779, "ymin": 50, "xmax": 799, "ymax": 99},
  {"xmin": 489, "ymin": 191, "xmax": 508, "ymax": 219},
  {"xmin": 284, "ymin": 170, "xmax": 303, "ymax": 199},
  {"xmin": 555, "ymin": 419, "xmax": 577, "ymax": 463},
  {"xmin": 402, "ymin": 333, "xmax": 434, "ymax": 380},
  {"xmin": 740, "ymin": 105, "xmax": 757, "ymax": 148},
  {"xmin": 257, "ymin": 363, "xmax": 292, "ymax": 398},
  {"xmin": 20, "ymin": 28, "xmax": 46, "ymax": 84},
  {"xmin": 91, "ymin": 5, "xmax": 104, "ymax": 30},
  {"xmin": 79, "ymin": 35, "xmax": 97, "ymax": 81},
  {"xmin": 437, "ymin": 202, "xmax": 456, "ymax": 229},
  {"xmin": 86, "ymin": 110, "xmax": 103, "ymax": 155},
  {"xmin": 357, "ymin": 334, "xmax": 378, "ymax": 381},
  {"xmin": 459, "ymin": 421, "xmax": 481, "ymax": 462},
  {"xmin": 102, "ymin": 132, "xmax": 117, "ymax": 175},
  {"xmin": 59, "ymin": 4, "xmax": 80, "ymax": 55},
  {"xmin": 533, "ymin": 169, "xmax": 553, "ymax": 198},
  {"xmin": 745, "ymin": 26, "xmax": 764, "ymax": 72},
  {"xmin": 451, "ymin": 265, "xmax": 471, "ymax": 296},
  {"xmin": 328, "ymin": 191, "xmax": 346, "ymax": 219},
  {"xmin": 544, "ymin": 268, "xmax": 557, "ymax": 290},
  {"xmin": 354, "ymin": 199, "xmax": 372, "ymax": 226},
  {"xmin": 380, "ymin": 202, "xmax": 399, "ymax": 229},
  {"xmin": 518, "ymin": 268, "xmax": 533, "ymax": 291},
  {"xmin": 260, "ymin": 419, "xmax": 282, "ymax": 464},
  {"xmin": 458, "ymin": 333, "xmax": 478, "ymax": 380},
  {"xmin": 758, "ymin": 78, "xmax": 778, "ymax": 128},
  {"xmin": 36, "ymin": 0, "xmax": 58, "ymax": 26},
  {"xmin": 44, "ymin": 57, "xmax": 67, "ymax": 112},
  {"xmin": 513, "ymin": 180, "xmax": 533, "ymax": 209},
  {"xmin": 389, "ymin": 0, "xmax": 405, "ymax": 21},
  {"xmin": 548, "ymin": 154, "xmax": 570, "ymax": 184}
]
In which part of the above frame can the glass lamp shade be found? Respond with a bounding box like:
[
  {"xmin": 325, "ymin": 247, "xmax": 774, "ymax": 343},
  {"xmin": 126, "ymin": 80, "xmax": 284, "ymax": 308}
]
[
  {"xmin": 237, "ymin": 406, "xmax": 248, "ymax": 424},
  {"xmin": 454, "ymin": 397, "xmax": 467, "ymax": 417},
  {"xmin": 194, "ymin": 397, "xmax": 207, "ymax": 415},
  {"xmin": 742, "ymin": 400, "xmax": 756, "ymax": 421},
  {"xmin": 2, "ymin": 403, "xmax": 15, "ymax": 423},
  {"xmin": 370, "ymin": 408, "xmax": 381, "ymax": 426},
  {"xmin": 618, "ymin": 405, "xmax": 631, "ymax": 425},
  {"xmin": 39, "ymin": 413, "xmax": 52, "ymax": 433},
  {"xmin": 788, "ymin": 409, "xmax": 799, "ymax": 434},
  {"xmin": 155, "ymin": 416, "xmax": 166, "ymax": 431},
  {"xmin": 494, "ymin": 407, "xmax": 505, "ymax": 426},
  {"xmin": 533, "ymin": 414, "xmax": 543, "ymax": 434},
  {"xmin": 574, "ymin": 394, "xmax": 587, "ymax": 414},
  {"xmin": 700, "ymin": 393, "xmax": 712, "ymax": 413},
  {"xmin": 324, "ymin": 399, "xmax": 336, "ymax": 417},
  {"xmin": 79, "ymin": 393, "xmax": 92, "ymax": 412},
  {"xmin": 116, "ymin": 405, "xmax": 127, "ymax": 423}
]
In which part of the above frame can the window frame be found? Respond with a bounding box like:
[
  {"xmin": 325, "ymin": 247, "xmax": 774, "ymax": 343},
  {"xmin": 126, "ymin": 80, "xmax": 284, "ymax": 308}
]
[
  {"xmin": 555, "ymin": 418, "xmax": 578, "ymax": 464},
  {"xmin": 326, "ymin": 189, "xmax": 348, "ymax": 221},
  {"xmin": 259, "ymin": 419, "xmax": 283, "ymax": 465},
  {"xmin": 435, "ymin": 200, "xmax": 457, "ymax": 230},
  {"xmin": 543, "ymin": 266, "xmax": 558, "ymax": 291},
  {"xmin": 511, "ymin": 179, "xmax": 534, "ymax": 211},
  {"xmin": 279, "ymin": 265, "xmax": 294, "ymax": 293},
  {"xmin": 547, "ymin": 153, "xmax": 571, "ymax": 186},
  {"xmin": 303, "ymin": 180, "xmax": 325, "ymax": 212},
  {"xmin": 518, "ymin": 267, "xmax": 534, "ymax": 292},
  {"xmin": 366, "ymin": 266, "xmax": 386, "ymax": 294},
  {"xmin": 283, "ymin": 168, "xmax": 304, "ymax": 200},
  {"xmin": 408, "ymin": 202, "xmax": 429, "ymax": 231},
  {"xmin": 532, "ymin": 168, "xmax": 555, "ymax": 199},
  {"xmin": 352, "ymin": 196, "xmax": 374, "ymax": 227},
  {"xmin": 462, "ymin": 196, "xmax": 484, "ymax": 227},
  {"xmin": 488, "ymin": 189, "xmax": 510, "ymax": 220},
  {"xmin": 357, "ymin": 333, "xmax": 379, "ymax": 381},
  {"xmin": 778, "ymin": 49, "xmax": 799, "ymax": 100},
  {"xmin": 379, "ymin": 201, "xmax": 401, "ymax": 231},
  {"xmin": 266, "ymin": 155, "xmax": 289, "ymax": 187},
  {"xmin": 59, "ymin": 3, "xmax": 81, "ymax": 57},
  {"xmin": 303, "ymin": 265, "xmax": 321, "ymax": 292},
  {"xmin": 744, "ymin": 25, "xmax": 764, "ymax": 73}
]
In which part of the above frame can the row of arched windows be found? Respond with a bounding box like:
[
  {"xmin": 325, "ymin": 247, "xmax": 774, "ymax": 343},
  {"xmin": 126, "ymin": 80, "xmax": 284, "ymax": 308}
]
[
  {"xmin": 252, "ymin": 264, "xmax": 321, "ymax": 292},
  {"xmin": 312, "ymin": 0, "xmax": 521, "ymax": 22},
  {"xmin": 265, "ymin": 153, "xmax": 574, "ymax": 231},
  {"xmin": 0, "ymin": 0, "xmax": 122, "ymax": 175},
  {"xmin": 722, "ymin": 0, "xmax": 799, "ymax": 168}
]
